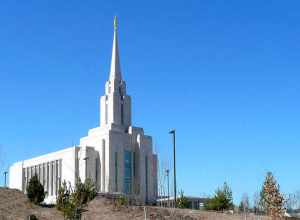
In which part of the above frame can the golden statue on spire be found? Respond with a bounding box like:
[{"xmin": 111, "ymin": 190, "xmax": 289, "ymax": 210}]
[{"xmin": 114, "ymin": 16, "xmax": 118, "ymax": 31}]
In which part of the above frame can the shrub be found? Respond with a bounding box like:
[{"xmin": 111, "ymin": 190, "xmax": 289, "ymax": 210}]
[
  {"xmin": 26, "ymin": 174, "xmax": 45, "ymax": 205},
  {"xmin": 56, "ymin": 178, "xmax": 97, "ymax": 219},
  {"xmin": 176, "ymin": 190, "xmax": 189, "ymax": 209},
  {"xmin": 117, "ymin": 195, "xmax": 128, "ymax": 206},
  {"xmin": 112, "ymin": 195, "xmax": 128, "ymax": 211},
  {"xmin": 56, "ymin": 181, "xmax": 71, "ymax": 212},
  {"xmin": 204, "ymin": 182, "xmax": 233, "ymax": 211},
  {"xmin": 71, "ymin": 178, "xmax": 97, "ymax": 206}
]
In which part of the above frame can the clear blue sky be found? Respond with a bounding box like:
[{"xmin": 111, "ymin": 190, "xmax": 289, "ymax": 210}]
[{"xmin": 0, "ymin": 1, "xmax": 299, "ymax": 204}]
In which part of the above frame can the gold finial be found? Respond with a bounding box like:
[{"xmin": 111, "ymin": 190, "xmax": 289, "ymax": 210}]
[{"xmin": 114, "ymin": 16, "xmax": 118, "ymax": 31}]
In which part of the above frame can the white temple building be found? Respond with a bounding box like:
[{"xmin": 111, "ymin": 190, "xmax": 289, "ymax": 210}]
[{"xmin": 9, "ymin": 17, "xmax": 158, "ymax": 204}]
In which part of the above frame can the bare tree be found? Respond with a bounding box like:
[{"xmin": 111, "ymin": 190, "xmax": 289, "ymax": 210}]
[
  {"xmin": 239, "ymin": 193, "xmax": 250, "ymax": 213},
  {"xmin": 157, "ymin": 159, "xmax": 168, "ymax": 207},
  {"xmin": 285, "ymin": 191, "xmax": 300, "ymax": 211},
  {"xmin": 253, "ymin": 191, "xmax": 262, "ymax": 214}
]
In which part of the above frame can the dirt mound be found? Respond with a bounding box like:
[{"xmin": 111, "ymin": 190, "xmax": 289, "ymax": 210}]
[{"xmin": 0, "ymin": 187, "xmax": 63, "ymax": 220}]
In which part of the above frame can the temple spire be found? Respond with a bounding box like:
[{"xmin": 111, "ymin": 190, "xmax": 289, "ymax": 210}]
[{"xmin": 110, "ymin": 16, "xmax": 121, "ymax": 80}]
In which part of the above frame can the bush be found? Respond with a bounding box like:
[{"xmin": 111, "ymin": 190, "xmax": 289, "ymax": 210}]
[
  {"xmin": 56, "ymin": 178, "xmax": 97, "ymax": 219},
  {"xmin": 117, "ymin": 195, "xmax": 128, "ymax": 206},
  {"xmin": 56, "ymin": 181, "xmax": 71, "ymax": 212},
  {"xmin": 204, "ymin": 182, "xmax": 233, "ymax": 211},
  {"xmin": 176, "ymin": 191, "xmax": 189, "ymax": 209},
  {"xmin": 71, "ymin": 178, "xmax": 97, "ymax": 206},
  {"xmin": 26, "ymin": 174, "xmax": 45, "ymax": 205}
]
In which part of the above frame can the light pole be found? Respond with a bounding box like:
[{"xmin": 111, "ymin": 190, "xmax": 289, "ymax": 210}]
[
  {"xmin": 165, "ymin": 168, "xmax": 170, "ymax": 207},
  {"xmin": 169, "ymin": 129, "xmax": 176, "ymax": 208},
  {"xmin": 3, "ymin": 171, "xmax": 8, "ymax": 187}
]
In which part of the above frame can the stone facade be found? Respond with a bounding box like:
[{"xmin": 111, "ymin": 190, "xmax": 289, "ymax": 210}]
[{"xmin": 9, "ymin": 17, "xmax": 158, "ymax": 204}]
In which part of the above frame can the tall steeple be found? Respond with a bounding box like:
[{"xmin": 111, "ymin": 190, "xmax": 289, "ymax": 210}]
[
  {"xmin": 109, "ymin": 16, "xmax": 122, "ymax": 80},
  {"xmin": 100, "ymin": 16, "xmax": 132, "ymax": 128}
]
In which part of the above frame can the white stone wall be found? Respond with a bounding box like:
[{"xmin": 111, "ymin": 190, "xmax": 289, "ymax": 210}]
[
  {"xmin": 9, "ymin": 146, "xmax": 79, "ymax": 204},
  {"xmin": 79, "ymin": 123, "xmax": 158, "ymax": 204},
  {"xmin": 9, "ymin": 161, "xmax": 23, "ymax": 190}
]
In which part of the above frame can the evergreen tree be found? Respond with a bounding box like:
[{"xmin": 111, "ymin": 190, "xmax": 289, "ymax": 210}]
[
  {"xmin": 56, "ymin": 180, "xmax": 71, "ymax": 212},
  {"xmin": 56, "ymin": 178, "xmax": 97, "ymax": 219},
  {"xmin": 26, "ymin": 174, "xmax": 45, "ymax": 205},
  {"xmin": 260, "ymin": 172, "xmax": 285, "ymax": 217},
  {"xmin": 204, "ymin": 182, "xmax": 234, "ymax": 211}
]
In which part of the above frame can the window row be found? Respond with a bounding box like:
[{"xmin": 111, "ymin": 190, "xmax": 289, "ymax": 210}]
[{"xmin": 22, "ymin": 159, "xmax": 62, "ymax": 196}]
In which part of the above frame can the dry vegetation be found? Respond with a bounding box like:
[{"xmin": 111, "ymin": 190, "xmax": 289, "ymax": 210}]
[
  {"xmin": 0, "ymin": 187, "xmax": 298, "ymax": 220},
  {"xmin": 0, "ymin": 188, "xmax": 62, "ymax": 220}
]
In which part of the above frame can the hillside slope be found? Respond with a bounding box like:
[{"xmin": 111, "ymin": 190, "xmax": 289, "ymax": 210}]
[
  {"xmin": 0, "ymin": 188, "xmax": 63, "ymax": 220},
  {"xmin": 0, "ymin": 188, "xmax": 298, "ymax": 220}
]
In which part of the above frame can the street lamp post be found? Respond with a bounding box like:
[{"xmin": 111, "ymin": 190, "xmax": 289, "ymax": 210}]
[{"xmin": 169, "ymin": 129, "xmax": 176, "ymax": 208}]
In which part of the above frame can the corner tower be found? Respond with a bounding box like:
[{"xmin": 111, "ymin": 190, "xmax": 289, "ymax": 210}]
[{"xmin": 100, "ymin": 16, "xmax": 132, "ymax": 128}]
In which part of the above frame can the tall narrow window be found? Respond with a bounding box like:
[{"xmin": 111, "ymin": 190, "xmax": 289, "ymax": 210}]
[
  {"xmin": 145, "ymin": 156, "xmax": 148, "ymax": 202},
  {"xmin": 123, "ymin": 150, "xmax": 132, "ymax": 194},
  {"xmin": 121, "ymin": 102, "xmax": 124, "ymax": 125},
  {"xmin": 115, "ymin": 152, "xmax": 118, "ymax": 191},
  {"xmin": 133, "ymin": 152, "xmax": 136, "ymax": 177}
]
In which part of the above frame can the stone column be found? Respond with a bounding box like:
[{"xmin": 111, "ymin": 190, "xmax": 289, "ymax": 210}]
[
  {"xmin": 53, "ymin": 161, "xmax": 57, "ymax": 196},
  {"xmin": 49, "ymin": 162, "xmax": 53, "ymax": 196},
  {"xmin": 45, "ymin": 163, "xmax": 48, "ymax": 195},
  {"xmin": 101, "ymin": 140, "xmax": 106, "ymax": 192}
]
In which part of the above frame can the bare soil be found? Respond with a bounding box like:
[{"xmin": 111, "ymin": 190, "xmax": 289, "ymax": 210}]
[
  {"xmin": 0, "ymin": 188, "xmax": 298, "ymax": 220},
  {"xmin": 0, "ymin": 187, "xmax": 62, "ymax": 220}
]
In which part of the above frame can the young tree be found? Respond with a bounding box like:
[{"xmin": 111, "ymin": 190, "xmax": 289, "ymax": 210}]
[
  {"xmin": 26, "ymin": 174, "xmax": 45, "ymax": 205},
  {"xmin": 56, "ymin": 178, "xmax": 97, "ymax": 219},
  {"xmin": 56, "ymin": 181, "xmax": 71, "ymax": 212},
  {"xmin": 204, "ymin": 182, "xmax": 234, "ymax": 211},
  {"xmin": 260, "ymin": 172, "xmax": 285, "ymax": 217},
  {"xmin": 176, "ymin": 190, "xmax": 189, "ymax": 209}
]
